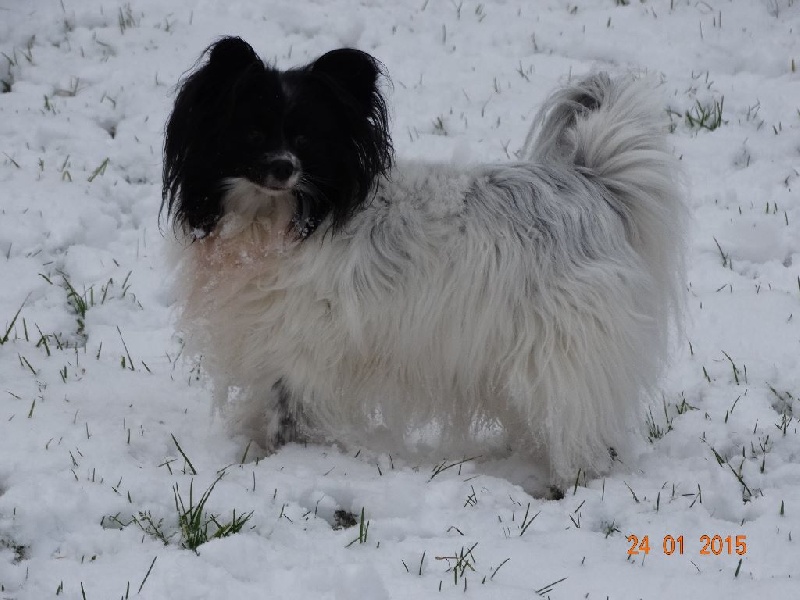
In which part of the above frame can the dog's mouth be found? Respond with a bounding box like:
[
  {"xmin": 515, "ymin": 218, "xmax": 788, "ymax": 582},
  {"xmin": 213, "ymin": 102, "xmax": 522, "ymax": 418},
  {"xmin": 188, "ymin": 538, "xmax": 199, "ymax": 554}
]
[
  {"xmin": 237, "ymin": 174, "xmax": 299, "ymax": 197},
  {"xmin": 261, "ymin": 175, "xmax": 299, "ymax": 193}
]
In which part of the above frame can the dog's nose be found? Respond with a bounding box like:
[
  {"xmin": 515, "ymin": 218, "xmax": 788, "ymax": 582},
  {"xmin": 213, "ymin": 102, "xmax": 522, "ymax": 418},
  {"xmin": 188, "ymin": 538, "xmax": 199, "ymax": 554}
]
[{"xmin": 269, "ymin": 159, "xmax": 295, "ymax": 182}]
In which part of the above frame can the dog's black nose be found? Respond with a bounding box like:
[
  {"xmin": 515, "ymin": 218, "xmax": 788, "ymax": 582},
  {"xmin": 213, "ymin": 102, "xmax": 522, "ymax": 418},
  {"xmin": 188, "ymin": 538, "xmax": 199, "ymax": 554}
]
[{"xmin": 269, "ymin": 159, "xmax": 295, "ymax": 182}]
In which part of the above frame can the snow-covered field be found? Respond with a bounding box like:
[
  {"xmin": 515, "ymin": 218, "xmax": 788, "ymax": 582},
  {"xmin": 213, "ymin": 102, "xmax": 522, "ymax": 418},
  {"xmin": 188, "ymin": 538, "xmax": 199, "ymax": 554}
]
[{"xmin": 1, "ymin": 0, "xmax": 798, "ymax": 598}]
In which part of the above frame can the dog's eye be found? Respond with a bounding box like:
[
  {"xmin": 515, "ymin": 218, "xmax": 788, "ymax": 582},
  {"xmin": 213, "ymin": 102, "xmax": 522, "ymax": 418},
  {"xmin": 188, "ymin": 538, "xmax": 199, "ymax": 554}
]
[{"xmin": 246, "ymin": 131, "xmax": 265, "ymax": 147}]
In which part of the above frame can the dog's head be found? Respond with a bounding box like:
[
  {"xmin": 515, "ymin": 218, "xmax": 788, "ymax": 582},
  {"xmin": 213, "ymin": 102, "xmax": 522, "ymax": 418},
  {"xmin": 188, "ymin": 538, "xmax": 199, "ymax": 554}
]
[{"xmin": 162, "ymin": 36, "xmax": 393, "ymax": 240}]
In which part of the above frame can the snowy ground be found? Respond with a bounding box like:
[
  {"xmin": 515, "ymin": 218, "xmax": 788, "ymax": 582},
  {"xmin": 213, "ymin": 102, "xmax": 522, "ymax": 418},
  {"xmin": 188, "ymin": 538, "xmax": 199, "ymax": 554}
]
[{"xmin": 1, "ymin": 0, "xmax": 799, "ymax": 598}]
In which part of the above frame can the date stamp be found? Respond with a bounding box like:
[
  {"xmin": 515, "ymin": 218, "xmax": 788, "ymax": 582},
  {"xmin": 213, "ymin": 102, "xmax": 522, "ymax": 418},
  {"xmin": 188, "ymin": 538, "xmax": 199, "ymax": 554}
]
[{"xmin": 627, "ymin": 534, "xmax": 747, "ymax": 556}]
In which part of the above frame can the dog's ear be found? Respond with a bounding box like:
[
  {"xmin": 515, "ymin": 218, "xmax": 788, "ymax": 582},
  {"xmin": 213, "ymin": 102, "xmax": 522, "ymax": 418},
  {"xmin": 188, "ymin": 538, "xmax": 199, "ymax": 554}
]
[
  {"xmin": 207, "ymin": 36, "xmax": 261, "ymax": 71},
  {"xmin": 311, "ymin": 49, "xmax": 383, "ymax": 108},
  {"xmin": 170, "ymin": 37, "xmax": 261, "ymax": 116},
  {"xmin": 162, "ymin": 37, "xmax": 263, "ymax": 236},
  {"xmin": 303, "ymin": 48, "xmax": 393, "ymax": 229}
]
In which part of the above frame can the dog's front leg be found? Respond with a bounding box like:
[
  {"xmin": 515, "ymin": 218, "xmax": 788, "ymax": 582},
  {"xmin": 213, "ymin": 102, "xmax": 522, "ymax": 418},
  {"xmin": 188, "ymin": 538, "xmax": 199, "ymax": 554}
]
[
  {"xmin": 221, "ymin": 377, "xmax": 305, "ymax": 453},
  {"xmin": 265, "ymin": 379, "xmax": 306, "ymax": 448}
]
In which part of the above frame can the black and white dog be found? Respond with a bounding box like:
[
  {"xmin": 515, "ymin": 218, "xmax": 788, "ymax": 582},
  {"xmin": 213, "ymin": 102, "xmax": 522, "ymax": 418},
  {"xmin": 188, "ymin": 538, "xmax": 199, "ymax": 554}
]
[{"xmin": 163, "ymin": 37, "xmax": 686, "ymax": 482}]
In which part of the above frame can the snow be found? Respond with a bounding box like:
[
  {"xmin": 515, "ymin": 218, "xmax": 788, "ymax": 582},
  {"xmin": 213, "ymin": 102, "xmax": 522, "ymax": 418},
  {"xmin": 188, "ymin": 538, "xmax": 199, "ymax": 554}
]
[{"xmin": 1, "ymin": 0, "xmax": 798, "ymax": 598}]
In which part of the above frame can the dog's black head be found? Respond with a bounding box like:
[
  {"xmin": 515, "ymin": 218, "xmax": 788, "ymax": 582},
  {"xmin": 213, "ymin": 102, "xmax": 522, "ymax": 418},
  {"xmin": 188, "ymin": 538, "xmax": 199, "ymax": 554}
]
[{"xmin": 162, "ymin": 36, "xmax": 393, "ymax": 239}]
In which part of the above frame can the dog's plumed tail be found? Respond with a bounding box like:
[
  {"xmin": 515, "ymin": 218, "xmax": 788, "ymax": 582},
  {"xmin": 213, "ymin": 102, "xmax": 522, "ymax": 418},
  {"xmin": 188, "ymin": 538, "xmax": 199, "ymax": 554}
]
[
  {"xmin": 525, "ymin": 72, "xmax": 686, "ymax": 333},
  {"xmin": 514, "ymin": 74, "xmax": 687, "ymax": 478}
]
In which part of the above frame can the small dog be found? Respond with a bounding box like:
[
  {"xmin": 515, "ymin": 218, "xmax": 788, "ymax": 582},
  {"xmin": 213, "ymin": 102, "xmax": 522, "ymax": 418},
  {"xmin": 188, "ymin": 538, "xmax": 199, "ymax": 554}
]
[{"xmin": 163, "ymin": 37, "xmax": 685, "ymax": 482}]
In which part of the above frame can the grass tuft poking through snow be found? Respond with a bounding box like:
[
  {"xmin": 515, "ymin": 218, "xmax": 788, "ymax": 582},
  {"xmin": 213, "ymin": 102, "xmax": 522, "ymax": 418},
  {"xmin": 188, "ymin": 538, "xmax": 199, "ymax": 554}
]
[{"xmin": 173, "ymin": 476, "xmax": 254, "ymax": 552}]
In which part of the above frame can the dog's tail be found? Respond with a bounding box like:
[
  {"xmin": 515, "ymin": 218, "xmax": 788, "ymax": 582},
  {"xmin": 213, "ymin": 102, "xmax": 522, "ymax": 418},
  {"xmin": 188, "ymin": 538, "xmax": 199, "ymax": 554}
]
[{"xmin": 523, "ymin": 73, "xmax": 687, "ymax": 327}]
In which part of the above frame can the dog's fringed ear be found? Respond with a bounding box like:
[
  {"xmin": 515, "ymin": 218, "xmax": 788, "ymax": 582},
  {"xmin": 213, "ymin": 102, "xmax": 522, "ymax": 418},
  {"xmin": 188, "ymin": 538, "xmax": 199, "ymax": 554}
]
[
  {"xmin": 207, "ymin": 36, "xmax": 261, "ymax": 71},
  {"xmin": 311, "ymin": 49, "xmax": 383, "ymax": 109},
  {"xmin": 162, "ymin": 37, "xmax": 263, "ymax": 236},
  {"xmin": 303, "ymin": 47, "xmax": 393, "ymax": 229}
]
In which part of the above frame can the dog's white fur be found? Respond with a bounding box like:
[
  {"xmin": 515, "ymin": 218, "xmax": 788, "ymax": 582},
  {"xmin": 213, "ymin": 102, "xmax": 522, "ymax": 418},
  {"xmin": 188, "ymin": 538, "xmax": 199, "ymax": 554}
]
[{"xmin": 171, "ymin": 74, "xmax": 686, "ymax": 482}]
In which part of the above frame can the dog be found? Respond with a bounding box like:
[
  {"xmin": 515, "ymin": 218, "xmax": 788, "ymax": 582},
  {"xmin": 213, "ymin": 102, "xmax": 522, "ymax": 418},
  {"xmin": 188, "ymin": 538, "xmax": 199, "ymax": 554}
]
[{"xmin": 162, "ymin": 36, "xmax": 686, "ymax": 483}]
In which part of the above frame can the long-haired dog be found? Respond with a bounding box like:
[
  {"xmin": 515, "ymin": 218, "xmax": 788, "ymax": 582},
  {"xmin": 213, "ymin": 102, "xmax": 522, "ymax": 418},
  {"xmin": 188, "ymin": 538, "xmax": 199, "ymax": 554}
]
[{"xmin": 162, "ymin": 37, "xmax": 686, "ymax": 483}]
